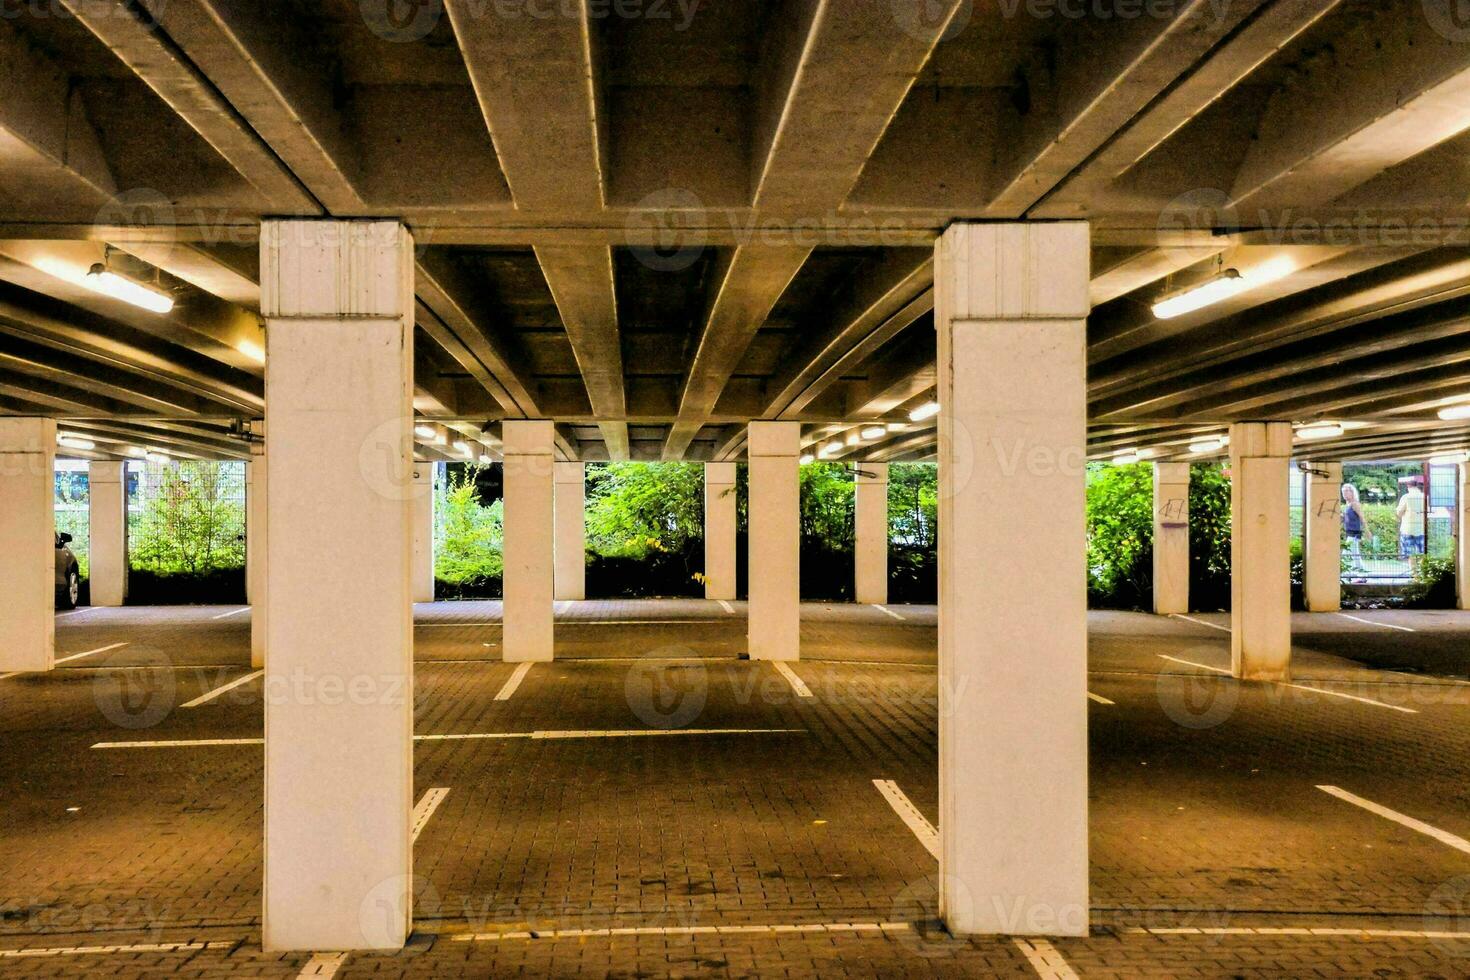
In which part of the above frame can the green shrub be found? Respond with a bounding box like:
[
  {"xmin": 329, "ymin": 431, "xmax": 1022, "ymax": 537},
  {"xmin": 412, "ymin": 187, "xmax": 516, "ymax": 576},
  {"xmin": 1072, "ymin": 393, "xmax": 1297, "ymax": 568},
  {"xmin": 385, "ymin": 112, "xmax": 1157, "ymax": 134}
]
[
  {"xmin": 434, "ymin": 465, "xmax": 503, "ymax": 583},
  {"xmin": 1086, "ymin": 462, "xmax": 1155, "ymax": 608},
  {"xmin": 1188, "ymin": 463, "xmax": 1232, "ymax": 610},
  {"xmin": 586, "ymin": 462, "xmax": 704, "ymax": 561},
  {"xmin": 55, "ymin": 473, "xmax": 90, "ymax": 580},
  {"xmin": 1403, "ymin": 556, "xmax": 1457, "ymax": 608},
  {"xmin": 129, "ymin": 462, "xmax": 245, "ymax": 575}
]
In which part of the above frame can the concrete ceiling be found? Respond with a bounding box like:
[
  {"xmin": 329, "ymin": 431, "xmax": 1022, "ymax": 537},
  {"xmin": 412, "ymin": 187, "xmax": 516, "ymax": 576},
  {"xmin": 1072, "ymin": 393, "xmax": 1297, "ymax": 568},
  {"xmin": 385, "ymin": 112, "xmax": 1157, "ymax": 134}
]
[{"xmin": 4, "ymin": 0, "xmax": 1470, "ymax": 463}]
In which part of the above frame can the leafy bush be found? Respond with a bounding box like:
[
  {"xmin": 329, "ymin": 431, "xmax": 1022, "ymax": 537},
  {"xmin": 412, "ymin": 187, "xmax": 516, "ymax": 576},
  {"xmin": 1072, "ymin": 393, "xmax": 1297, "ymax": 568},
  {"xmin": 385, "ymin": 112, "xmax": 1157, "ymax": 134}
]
[
  {"xmin": 1086, "ymin": 462, "xmax": 1155, "ymax": 608},
  {"xmin": 888, "ymin": 463, "xmax": 937, "ymax": 603},
  {"xmin": 434, "ymin": 465, "xmax": 503, "ymax": 594},
  {"xmin": 129, "ymin": 462, "xmax": 245, "ymax": 576},
  {"xmin": 55, "ymin": 472, "xmax": 90, "ymax": 580},
  {"xmin": 586, "ymin": 462, "xmax": 704, "ymax": 561},
  {"xmin": 1188, "ymin": 463, "xmax": 1232, "ymax": 610},
  {"xmin": 1403, "ymin": 556, "xmax": 1457, "ymax": 608}
]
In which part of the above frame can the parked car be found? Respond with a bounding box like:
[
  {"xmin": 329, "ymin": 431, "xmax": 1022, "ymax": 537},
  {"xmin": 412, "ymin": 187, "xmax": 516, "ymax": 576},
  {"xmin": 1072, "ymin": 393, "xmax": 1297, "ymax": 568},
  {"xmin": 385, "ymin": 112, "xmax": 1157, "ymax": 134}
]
[{"xmin": 56, "ymin": 533, "xmax": 80, "ymax": 610}]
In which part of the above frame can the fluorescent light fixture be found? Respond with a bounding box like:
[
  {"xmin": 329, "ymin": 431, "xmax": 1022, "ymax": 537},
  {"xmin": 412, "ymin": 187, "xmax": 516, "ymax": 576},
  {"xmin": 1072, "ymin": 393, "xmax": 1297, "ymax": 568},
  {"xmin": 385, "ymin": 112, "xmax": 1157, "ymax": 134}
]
[
  {"xmin": 1189, "ymin": 436, "xmax": 1227, "ymax": 454},
  {"xmin": 414, "ymin": 424, "xmax": 436, "ymax": 440},
  {"xmin": 799, "ymin": 453, "xmax": 815, "ymax": 465},
  {"xmin": 819, "ymin": 441, "xmax": 844, "ymax": 458},
  {"xmin": 126, "ymin": 446, "xmax": 147, "ymax": 458},
  {"xmin": 1429, "ymin": 451, "xmax": 1470, "ymax": 466},
  {"xmin": 909, "ymin": 400, "xmax": 940, "ymax": 422},
  {"xmin": 860, "ymin": 425, "xmax": 887, "ymax": 441},
  {"xmin": 1437, "ymin": 404, "xmax": 1470, "ymax": 421},
  {"xmin": 885, "ymin": 422, "xmax": 907, "ymax": 433},
  {"xmin": 845, "ymin": 431, "xmax": 862, "ymax": 447},
  {"xmin": 1134, "ymin": 447, "xmax": 1154, "ymax": 460},
  {"xmin": 237, "ymin": 339, "xmax": 265, "ymax": 364},
  {"xmin": 145, "ymin": 450, "xmax": 171, "ymax": 464},
  {"xmin": 452, "ymin": 440, "xmax": 472, "ymax": 457},
  {"xmin": 1295, "ymin": 422, "xmax": 1344, "ymax": 442},
  {"xmin": 478, "ymin": 453, "xmax": 493, "ymax": 464},
  {"xmin": 57, "ymin": 434, "xmax": 95, "ymax": 451},
  {"xmin": 1152, "ymin": 269, "xmax": 1245, "ymax": 320},
  {"xmin": 1112, "ymin": 449, "xmax": 1140, "ymax": 465},
  {"xmin": 83, "ymin": 263, "xmax": 174, "ymax": 313}
]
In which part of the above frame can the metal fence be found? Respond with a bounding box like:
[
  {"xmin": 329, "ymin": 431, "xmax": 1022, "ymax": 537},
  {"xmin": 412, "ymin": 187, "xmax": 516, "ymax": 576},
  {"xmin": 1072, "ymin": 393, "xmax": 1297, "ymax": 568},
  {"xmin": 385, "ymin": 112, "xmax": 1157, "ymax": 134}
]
[
  {"xmin": 55, "ymin": 462, "xmax": 90, "ymax": 579},
  {"xmin": 1341, "ymin": 462, "xmax": 1456, "ymax": 586},
  {"xmin": 127, "ymin": 460, "xmax": 246, "ymax": 574}
]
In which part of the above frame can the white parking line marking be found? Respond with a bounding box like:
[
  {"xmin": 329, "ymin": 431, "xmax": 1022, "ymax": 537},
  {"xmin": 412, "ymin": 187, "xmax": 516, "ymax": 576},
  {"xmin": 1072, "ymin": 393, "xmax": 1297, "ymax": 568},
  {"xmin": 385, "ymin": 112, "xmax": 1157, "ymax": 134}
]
[
  {"xmin": 1014, "ymin": 938, "xmax": 1080, "ymax": 980},
  {"xmin": 1337, "ymin": 612, "xmax": 1416, "ymax": 632},
  {"xmin": 874, "ymin": 604, "xmax": 905, "ymax": 621},
  {"xmin": 181, "ymin": 669, "xmax": 264, "ymax": 708},
  {"xmin": 418, "ymin": 620, "xmax": 726, "ymax": 627},
  {"xmin": 555, "ymin": 601, "xmax": 570, "ymax": 615},
  {"xmin": 453, "ymin": 921, "xmax": 910, "ymax": 942},
  {"xmin": 297, "ymin": 951, "xmax": 348, "ymax": 977},
  {"xmin": 0, "ymin": 940, "xmax": 237, "ymax": 959},
  {"xmin": 1283, "ymin": 682, "xmax": 1418, "ymax": 714},
  {"xmin": 1127, "ymin": 925, "xmax": 1470, "ymax": 939},
  {"xmin": 718, "ymin": 600, "xmax": 734, "ymax": 614},
  {"xmin": 1087, "ymin": 692, "xmax": 1114, "ymax": 705},
  {"xmin": 1158, "ymin": 654, "xmax": 1231, "ymax": 675},
  {"xmin": 211, "ymin": 607, "xmax": 249, "ymax": 619},
  {"xmin": 1318, "ymin": 785, "xmax": 1470, "ymax": 855},
  {"xmin": 773, "ymin": 662, "xmax": 812, "ymax": 698},
  {"xmin": 494, "ymin": 662, "xmax": 532, "ymax": 701},
  {"xmin": 94, "ymin": 729, "xmax": 807, "ymax": 749},
  {"xmin": 54, "ymin": 607, "xmax": 94, "ymax": 618},
  {"xmin": 1168, "ymin": 613, "xmax": 1231, "ymax": 634},
  {"xmin": 55, "ymin": 642, "xmax": 128, "ymax": 665},
  {"xmin": 412, "ymin": 787, "xmax": 450, "ymax": 842},
  {"xmin": 872, "ymin": 779, "xmax": 939, "ymax": 859}
]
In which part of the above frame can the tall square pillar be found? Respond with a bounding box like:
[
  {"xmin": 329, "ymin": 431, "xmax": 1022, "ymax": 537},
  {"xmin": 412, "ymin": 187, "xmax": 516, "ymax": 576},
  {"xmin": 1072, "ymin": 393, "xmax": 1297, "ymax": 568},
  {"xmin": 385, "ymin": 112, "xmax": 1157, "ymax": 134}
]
[
  {"xmin": 1152, "ymin": 462, "xmax": 1190, "ymax": 615},
  {"xmin": 1304, "ymin": 462, "xmax": 1343, "ymax": 613},
  {"xmin": 0, "ymin": 418, "xmax": 56, "ymax": 672},
  {"xmin": 247, "ymin": 449, "xmax": 266, "ymax": 670},
  {"xmin": 1459, "ymin": 463, "xmax": 1470, "ymax": 611},
  {"xmin": 747, "ymin": 421, "xmax": 800, "ymax": 661},
  {"xmin": 855, "ymin": 462, "xmax": 889, "ymax": 604},
  {"xmin": 1229, "ymin": 421, "xmax": 1294, "ymax": 680},
  {"xmin": 260, "ymin": 219, "xmax": 415, "ymax": 952},
  {"xmin": 553, "ymin": 461, "xmax": 586, "ymax": 601},
  {"xmin": 503, "ymin": 420, "xmax": 555, "ymax": 662},
  {"xmin": 88, "ymin": 460, "xmax": 128, "ymax": 607},
  {"xmin": 936, "ymin": 222, "xmax": 1090, "ymax": 937},
  {"xmin": 411, "ymin": 462, "xmax": 435, "ymax": 603},
  {"xmin": 703, "ymin": 462, "xmax": 737, "ymax": 601}
]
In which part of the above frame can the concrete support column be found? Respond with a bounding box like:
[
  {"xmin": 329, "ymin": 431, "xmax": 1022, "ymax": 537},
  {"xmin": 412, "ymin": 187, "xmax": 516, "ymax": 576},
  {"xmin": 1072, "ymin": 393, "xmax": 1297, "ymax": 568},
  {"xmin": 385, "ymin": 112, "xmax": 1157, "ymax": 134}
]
[
  {"xmin": 411, "ymin": 463, "xmax": 435, "ymax": 603},
  {"xmin": 747, "ymin": 421, "xmax": 800, "ymax": 661},
  {"xmin": 246, "ymin": 450, "xmax": 266, "ymax": 670},
  {"xmin": 1228, "ymin": 421, "xmax": 1294, "ymax": 681},
  {"xmin": 260, "ymin": 219, "xmax": 415, "ymax": 952},
  {"xmin": 503, "ymin": 420, "xmax": 555, "ymax": 662},
  {"xmin": 935, "ymin": 222, "xmax": 1090, "ymax": 937},
  {"xmin": 1459, "ymin": 463, "xmax": 1470, "ymax": 611},
  {"xmin": 88, "ymin": 460, "xmax": 128, "ymax": 607},
  {"xmin": 1304, "ymin": 462, "xmax": 1344, "ymax": 613},
  {"xmin": 0, "ymin": 418, "xmax": 56, "ymax": 672},
  {"xmin": 855, "ymin": 461, "xmax": 889, "ymax": 605},
  {"xmin": 703, "ymin": 462, "xmax": 737, "ymax": 601},
  {"xmin": 1152, "ymin": 462, "xmax": 1190, "ymax": 615},
  {"xmin": 553, "ymin": 461, "xmax": 585, "ymax": 601}
]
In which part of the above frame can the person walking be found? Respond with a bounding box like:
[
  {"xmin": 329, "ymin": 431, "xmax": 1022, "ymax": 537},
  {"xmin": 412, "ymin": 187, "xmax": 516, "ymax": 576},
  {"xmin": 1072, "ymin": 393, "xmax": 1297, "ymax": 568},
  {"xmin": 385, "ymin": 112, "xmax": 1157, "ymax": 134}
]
[
  {"xmin": 1396, "ymin": 477, "xmax": 1426, "ymax": 568},
  {"xmin": 1342, "ymin": 482, "xmax": 1366, "ymax": 575}
]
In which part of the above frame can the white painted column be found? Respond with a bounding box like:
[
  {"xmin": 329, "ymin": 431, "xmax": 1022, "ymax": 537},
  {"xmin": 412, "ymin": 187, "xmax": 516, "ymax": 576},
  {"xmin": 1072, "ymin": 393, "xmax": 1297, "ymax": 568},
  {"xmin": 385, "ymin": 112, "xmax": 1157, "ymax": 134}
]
[
  {"xmin": 1459, "ymin": 463, "xmax": 1470, "ymax": 611},
  {"xmin": 1152, "ymin": 462, "xmax": 1190, "ymax": 615},
  {"xmin": 246, "ymin": 449, "xmax": 266, "ymax": 670},
  {"xmin": 703, "ymin": 462, "xmax": 737, "ymax": 601},
  {"xmin": 503, "ymin": 420, "xmax": 554, "ymax": 662},
  {"xmin": 1304, "ymin": 462, "xmax": 1344, "ymax": 613},
  {"xmin": 936, "ymin": 222, "xmax": 1089, "ymax": 937},
  {"xmin": 260, "ymin": 219, "xmax": 414, "ymax": 952},
  {"xmin": 747, "ymin": 421, "xmax": 800, "ymax": 661},
  {"xmin": 553, "ymin": 461, "xmax": 585, "ymax": 601},
  {"xmin": 88, "ymin": 460, "xmax": 128, "ymax": 607},
  {"xmin": 0, "ymin": 418, "xmax": 56, "ymax": 672},
  {"xmin": 411, "ymin": 462, "xmax": 435, "ymax": 603},
  {"xmin": 855, "ymin": 461, "xmax": 889, "ymax": 604},
  {"xmin": 1228, "ymin": 421, "xmax": 1294, "ymax": 681}
]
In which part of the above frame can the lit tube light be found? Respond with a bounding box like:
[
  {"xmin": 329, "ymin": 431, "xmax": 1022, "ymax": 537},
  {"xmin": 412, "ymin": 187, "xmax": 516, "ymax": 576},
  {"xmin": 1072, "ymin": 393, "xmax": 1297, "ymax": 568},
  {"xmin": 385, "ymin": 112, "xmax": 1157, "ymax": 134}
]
[
  {"xmin": 1429, "ymin": 451, "xmax": 1470, "ymax": 466},
  {"xmin": 1295, "ymin": 423, "xmax": 1344, "ymax": 442},
  {"xmin": 57, "ymin": 434, "xmax": 95, "ymax": 451},
  {"xmin": 1112, "ymin": 449, "xmax": 1140, "ymax": 465},
  {"xmin": 1188, "ymin": 436, "xmax": 1228, "ymax": 454},
  {"xmin": 414, "ymin": 424, "xmax": 436, "ymax": 440},
  {"xmin": 819, "ymin": 441, "xmax": 844, "ymax": 458},
  {"xmin": 1152, "ymin": 269, "xmax": 1245, "ymax": 320},
  {"xmin": 885, "ymin": 422, "xmax": 907, "ymax": 433},
  {"xmin": 799, "ymin": 453, "xmax": 815, "ymax": 465},
  {"xmin": 83, "ymin": 263, "xmax": 174, "ymax": 313},
  {"xmin": 909, "ymin": 401, "xmax": 940, "ymax": 422},
  {"xmin": 1437, "ymin": 404, "xmax": 1470, "ymax": 421},
  {"xmin": 860, "ymin": 425, "xmax": 887, "ymax": 441}
]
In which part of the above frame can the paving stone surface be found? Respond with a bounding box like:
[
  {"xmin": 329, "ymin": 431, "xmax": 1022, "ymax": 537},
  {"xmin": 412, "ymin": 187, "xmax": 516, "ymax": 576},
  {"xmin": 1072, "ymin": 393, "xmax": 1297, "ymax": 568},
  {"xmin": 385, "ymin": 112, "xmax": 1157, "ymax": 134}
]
[{"xmin": 4, "ymin": 602, "xmax": 1470, "ymax": 975}]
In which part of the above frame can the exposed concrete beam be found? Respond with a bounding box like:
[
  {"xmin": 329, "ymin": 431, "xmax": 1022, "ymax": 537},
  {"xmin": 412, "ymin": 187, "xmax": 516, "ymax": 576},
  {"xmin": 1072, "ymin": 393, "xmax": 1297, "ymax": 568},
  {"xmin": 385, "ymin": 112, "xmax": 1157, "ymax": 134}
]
[
  {"xmin": 132, "ymin": 0, "xmax": 359, "ymax": 210},
  {"xmin": 0, "ymin": 18, "xmax": 116, "ymax": 207},
  {"xmin": 0, "ymin": 341, "xmax": 211, "ymax": 416},
  {"xmin": 986, "ymin": 0, "xmax": 1265, "ymax": 217},
  {"xmin": 63, "ymin": 419, "xmax": 248, "ymax": 459},
  {"xmin": 844, "ymin": 331, "xmax": 935, "ymax": 419},
  {"xmin": 1088, "ymin": 246, "xmax": 1223, "ymax": 307},
  {"xmin": 111, "ymin": 241, "xmax": 261, "ymax": 309},
  {"xmin": 1229, "ymin": 4, "xmax": 1470, "ymax": 214},
  {"xmin": 58, "ymin": 0, "xmax": 314, "ymax": 211},
  {"xmin": 534, "ymin": 246, "xmax": 628, "ymax": 459}
]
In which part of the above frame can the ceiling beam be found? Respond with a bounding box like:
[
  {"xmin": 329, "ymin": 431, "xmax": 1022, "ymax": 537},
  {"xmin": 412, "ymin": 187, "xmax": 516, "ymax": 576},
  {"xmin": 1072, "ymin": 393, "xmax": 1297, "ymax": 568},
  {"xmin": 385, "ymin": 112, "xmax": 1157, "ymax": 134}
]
[{"xmin": 534, "ymin": 246, "xmax": 627, "ymax": 459}]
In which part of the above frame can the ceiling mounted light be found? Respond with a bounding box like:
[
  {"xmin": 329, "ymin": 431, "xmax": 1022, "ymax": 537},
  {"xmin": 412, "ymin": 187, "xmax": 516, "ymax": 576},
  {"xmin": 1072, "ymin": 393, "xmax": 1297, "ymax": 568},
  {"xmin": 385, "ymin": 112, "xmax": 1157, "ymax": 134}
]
[
  {"xmin": 478, "ymin": 453, "xmax": 493, "ymax": 464},
  {"xmin": 819, "ymin": 441, "xmax": 844, "ymax": 458},
  {"xmin": 126, "ymin": 446, "xmax": 147, "ymax": 458},
  {"xmin": 1429, "ymin": 450, "xmax": 1470, "ymax": 466},
  {"xmin": 1437, "ymin": 404, "xmax": 1470, "ymax": 421},
  {"xmin": 1112, "ymin": 449, "xmax": 1141, "ymax": 465},
  {"xmin": 452, "ymin": 441, "xmax": 472, "ymax": 457},
  {"xmin": 845, "ymin": 431, "xmax": 863, "ymax": 447},
  {"xmin": 237, "ymin": 338, "xmax": 265, "ymax": 364},
  {"xmin": 1188, "ymin": 435, "xmax": 1228, "ymax": 454},
  {"xmin": 1152, "ymin": 269, "xmax": 1245, "ymax": 320},
  {"xmin": 909, "ymin": 401, "xmax": 940, "ymax": 422},
  {"xmin": 414, "ymin": 424, "xmax": 436, "ymax": 440},
  {"xmin": 860, "ymin": 425, "xmax": 887, "ymax": 441},
  {"xmin": 1295, "ymin": 422, "xmax": 1344, "ymax": 442},
  {"xmin": 57, "ymin": 434, "xmax": 95, "ymax": 451},
  {"xmin": 83, "ymin": 262, "xmax": 174, "ymax": 314},
  {"xmin": 799, "ymin": 453, "xmax": 815, "ymax": 465},
  {"xmin": 885, "ymin": 422, "xmax": 907, "ymax": 433},
  {"xmin": 145, "ymin": 450, "xmax": 171, "ymax": 464}
]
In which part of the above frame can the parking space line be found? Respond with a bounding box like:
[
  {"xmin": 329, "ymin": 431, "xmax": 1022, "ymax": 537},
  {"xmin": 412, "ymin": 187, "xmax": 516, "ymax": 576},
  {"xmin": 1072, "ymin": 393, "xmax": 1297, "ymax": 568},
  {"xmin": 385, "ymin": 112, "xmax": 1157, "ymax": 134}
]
[
  {"xmin": 1284, "ymin": 682, "xmax": 1418, "ymax": 714},
  {"xmin": 773, "ymin": 662, "xmax": 813, "ymax": 698},
  {"xmin": 1317, "ymin": 785, "xmax": 1470, "ymax": 854},
  {"xmin": 55, "ymin": 642, "xmax": 128, "ymax": 665},
  {"xmin": 54, "ymin": 607, "xmax": 95, "ymax": 619},
  {"xmin": 181, "ymin": 669, "xmax": 264, "ymax": 708},
  {"xmin": 1087, "ymin": 692, "xmax": 1114, "ymax": 705},
  {"xmin": 1014, "ymin": 938, "xmax": 1080, "ymax": 980},
  {"xmin": 95, "ymin": 729, "xmax": 807, "ymax": 749},
  {"xmin": 453, "ymin": 921, "xmax": 911, "ymax": 942},
  {"xmin": 95, "ymin": 738, "xmax": 263, "ymax": 748},
  {"xmin": 718, "ymin": 600, "xmax": 734, "ymax": 614},
  {"xmin": 1337, "ymin": 612, "xmax": 1416, "ymax": 633},
  {"xmin": 1158, "ymin": 654, "xmax": 1231, "ymax": 675},
  {"xmin": 0, "ymin": 940, "xmax": 237, "ymax": 959},
  {"xmin": 296, "ymin": 951, "xmax": 348, "ymax": 977},
  {"xmin": 411, "ymin": 787, "xmax": 450, "ymax": 842},
  {"xmin": 1126, "ymin": 925, "xmax": 1470, "ymax": 939},
  {"xmin": 874, "ymin": 604, "xmax": 905, "ymax": 621},
  {"xmin": 494, "ymin": 662, "xmax": 532, "ymax": 701},
  {"xmin": 1168, "ymin": 614, "xmax": 1231, "ymax": 634},
  {"xmin": 872, "ymin": 779, "xmax": 939, "ymax": 859},
  {"xmin": 211, "ymin": 607, "xmax": 249, "ymax": 620}
]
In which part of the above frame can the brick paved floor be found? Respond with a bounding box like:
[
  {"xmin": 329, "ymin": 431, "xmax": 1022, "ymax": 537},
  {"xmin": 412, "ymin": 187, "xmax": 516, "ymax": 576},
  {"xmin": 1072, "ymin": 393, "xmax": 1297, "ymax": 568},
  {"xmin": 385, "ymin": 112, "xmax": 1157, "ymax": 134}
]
[{"xmin": 4, "ymin": 602, "xmax": 1470, "ymax": 975}]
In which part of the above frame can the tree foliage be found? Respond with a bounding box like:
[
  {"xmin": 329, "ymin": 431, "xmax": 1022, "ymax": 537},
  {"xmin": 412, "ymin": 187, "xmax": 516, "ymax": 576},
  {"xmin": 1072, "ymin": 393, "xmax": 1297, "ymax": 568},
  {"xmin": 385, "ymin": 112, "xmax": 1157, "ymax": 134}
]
[
  {"xmin": 129, "ymin": 462, "xmax": 245, "ymax": 575},
  {"xmin": 585, "ymin": 462, "xmax": 704, "ymax": 558},
  {"xmin": 1085, "ymin": 462, "xmax": 1155, "ymax": 606},
  {"xmin": 887, "ymin": 463, "xmax": 937, "ymax": 550},
  {"xmin": 799, "ymin": 462, "xmax": 854, "ymax": 546},
  {"xmin": 434, "ymin": 464, "xmax": 504, "ymax": 583}
]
